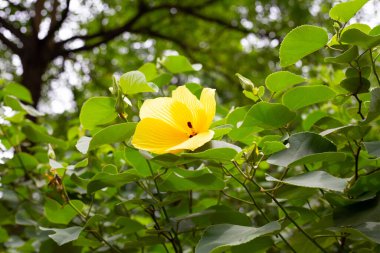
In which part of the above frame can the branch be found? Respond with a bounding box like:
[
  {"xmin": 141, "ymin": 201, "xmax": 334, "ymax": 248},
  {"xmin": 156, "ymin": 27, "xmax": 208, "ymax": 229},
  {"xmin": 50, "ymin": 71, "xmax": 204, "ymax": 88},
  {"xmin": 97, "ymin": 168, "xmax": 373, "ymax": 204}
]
[
  {"xmin": 5, "ymin": 0, "xmax": 28, "ymax": 11},
  {"xmin": 0, "ymin": 17, "xmax": 25, "ymax": 42},
  {"xmin": 32, "ymin": 0, "xmax": 46, "ymax": 35},
  {"xmin": 56, "ymin": 0, "xmax": 219, "ymax": 55},
  {"xmin": 175, "ymin": 6, "xmax": 250, "ymax": 34},
  {"xmin": 0, "ymin": 32, "xmax": 21, "ymax": 54},
  {"xmin": 44, "ymin": 0, "xmax": 71, "ymax": 41}
]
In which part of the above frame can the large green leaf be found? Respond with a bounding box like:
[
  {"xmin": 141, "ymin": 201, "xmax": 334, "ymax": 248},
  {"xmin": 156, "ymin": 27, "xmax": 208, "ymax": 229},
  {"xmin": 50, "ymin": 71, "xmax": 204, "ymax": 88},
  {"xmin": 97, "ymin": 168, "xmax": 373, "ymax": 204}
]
[
  {"xmin": 279, "ymin": 25, "xmax": 328, "ymax": 67},
  {"xmin": 340, "ymin": 77, "xmax": 370, "ymax": 94},
  {"xmin": 195, "ymin": 221, "xmax": 281, "ymax": 253},
  {"xmin": 267, "ymin": 132, "xmax": 337, "ymax": 167},
  {"xmin": 333, "ymin": 195, "xmax": 380, "ymax": 226},
  {"xmin": 363, "ymin": 141, "xmax": 380, "ymax": 158},
  {"xmin": 240, "ymin": 101, "xmax": 295, "ymax": 129},
  {"xmin": 160, "ymin": 55, "xmax": 195, "ymax": 73},
  {"xmin": 352, "ymin": 222, "xmax": 380, "ymax": 244},
  {"xmin": 3, "ymin": 82, "xmax": 33, "ymax": 104},
  {"xmin": 364, "ymin": 88, "xmax": 380, "ymax": 123},
  {"xmin": 182, "ymin": 141, "xmax": 241, "ymax": 161},
  {"xmin": 4, "ymin": 95, "xmax": 43, "ymax": 117},
  {"xmin": 341, "ymin": 28, "xmax": 380, "ymax": 49},
  {"xmin": 174, "ymin": 205, "xmax": 252, "ymax": 232},
  {"xmin": 44, "ymin": 199, "xmax": 84, "ymax": 225},
  {"xmin": 124, "ymin": 147, "xmax": 151, "ymax": 177},
  {"xmin": 138, "ymin": 63, "xmax": 158, "ymax": 82},
  {"xmin": 325, "ymin": 46, "xmax": 359, "ymax": 64},
  {"xmin": 266, "ymin": 171, "xmax": 348, "ymax": 192},
  {"xmin": 79, "ymin": 97, "xmax": 117, "ymax": 130},
  {"xmin": 119, "ymin": 70, "xmax": 158, "ymax": 94},
  {"xmin": 8, "ymin": 152, "xmax": 38, "ymax": 171},
  {"xmin": 348, "ymin": 171, "xmax": 380, "ymax": 197},
  {"xmin": 329, "ymin": 0, "xmax": 368, "ymax": 22},
  {"xmin": 159, "ymin": 167, "xmax": 224, "ymax": 192},
  {"xmin": 265, "ymin": 71, "xmax": 306, "ymax": 93},
  {"xmin": 22, "ymin": 125, "xmax": 67, "ymax": 148},
  {"xmin": 282, "ymin": 85, "xmax": 336, "ymax": 110},
  {"xmin": 39, "ymin": 226, "xmax": 83, "ymax": 246},
  {"xmin": 89, "ymin": 123, "xmax": 136, "ymax": 150},
  {"xmin": 87, "ymin": 170, "xmax": 140, "ymax": 194}
]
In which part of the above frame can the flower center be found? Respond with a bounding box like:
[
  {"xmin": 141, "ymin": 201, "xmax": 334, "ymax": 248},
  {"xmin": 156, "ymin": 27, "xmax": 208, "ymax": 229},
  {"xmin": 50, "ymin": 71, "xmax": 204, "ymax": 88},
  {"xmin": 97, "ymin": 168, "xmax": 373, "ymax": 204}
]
[{"xmin": 187, "ymin": 121, "xmax": 197, "ymax": 138}]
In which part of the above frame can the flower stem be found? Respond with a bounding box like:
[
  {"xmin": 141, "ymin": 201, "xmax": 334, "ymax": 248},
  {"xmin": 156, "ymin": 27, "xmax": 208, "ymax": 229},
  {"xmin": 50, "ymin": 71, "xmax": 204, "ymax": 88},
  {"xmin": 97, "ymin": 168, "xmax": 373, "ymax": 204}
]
[
  {"xmin": 225, "ymin": 163, "xmax": 297, "ymax": 253},
  {"xmin": 147, "ymin": 161, "xmax": 183, "ymax": 253}
]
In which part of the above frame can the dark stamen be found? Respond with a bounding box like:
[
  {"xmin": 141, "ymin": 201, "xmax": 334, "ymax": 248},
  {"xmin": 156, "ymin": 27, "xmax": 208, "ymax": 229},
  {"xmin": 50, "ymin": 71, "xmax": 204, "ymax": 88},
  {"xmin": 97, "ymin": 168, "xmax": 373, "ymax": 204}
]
[{"xmin": 187, "ymin": 121, "xmax": 193, "ymax": 128}]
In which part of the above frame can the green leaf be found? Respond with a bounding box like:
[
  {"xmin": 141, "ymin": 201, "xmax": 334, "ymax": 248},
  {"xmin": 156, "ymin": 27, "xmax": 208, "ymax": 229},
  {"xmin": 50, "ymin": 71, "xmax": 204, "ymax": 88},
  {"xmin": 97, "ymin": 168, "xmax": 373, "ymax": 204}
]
[
  {"xmin": 4, "ymin": 95, "xmax": 43, "ymax": 117},
  {"xmin": 267, "ymin": 132, "xmax": 337, "ymax": 167},
  {"xmin": 266, "ymin": 171, "xmax": 348, "ymax": 192},
  {"xmin": 363, "ymin": 141, "xmax": 380, "ymax": 158},
  {"xmin": 44, "ymin": 198, "xmax": 84, "ymax": 225},
  {"xmin": 0, "ymin": 227, "xmax": 8, "ymax": 243},
  {"xmin": 262, "ymin": 141, "xmax": 286, "ymax": 155},
  {"xmin": 346, "ymin": 66, "xmax": 371, "ymax": 79},
  {"xmin": 341, "ymin": 28, "xmax": 380, "ymax": 49},
  {"xmin": 370, "ymin": 25, "xmax": 380, "ymax": 36},
  {"xmin": 115, "ymin": 217, "xmax": 145, "ymax": 234},
  {"xmin": 333, "ymin": 195, "xmax": 380, "ymax": 226},
  {"xmin": 138, "ymin": 63, "xmax": 158, "ymax": 82},
  {"xmin": 328, "ymin": 24, "xmax": 371, "ymax": 47},
  {"xmin": 240, "ymin": 102, "xmax": 295, "ymax": 129},
  {"xmin": 302, "ymin": 110, "xmax": 328, "ymax": 130},
  {"xmin": 124, "ymin": 147, "xmax": 151, "ymax": 177},
  {"xmin": 79, "ymin": 97, "xmax": 118, "ymax": 130},
  {"xmin": 329, "ymin": 0, "xmax": 368, "ymax": 22},
  {"xmin": 159, "ymin": 167, "xmax": 224, "ymax": 192},
  {"xmin": 325, "ymin": 46, "xmax": 359, "ymax": 64},
  {"xmin": 3, "ymin": 82, "xmax": 33, "ymax": 104},
  {"xmin": 160, "ymin": 55, "xmax": 195, "ymax": 74},
  {"xmin": 364, "ymin": 88, "xmax": 380, "ymax": 123},
  {"xmin": 340, "ymin": 77, "xmax": 370, "ymax": 94},
  {"xmin": 182, "ymin": 141, "xmax": 241, "ymax": 161},
  {"xmin": 265, "ymin": 71, "xmax": 306, "ymax": 93},
  {"xmin": 174, "ymin": 205, "xmax": 251, "ymax": 231},
  {"xmin": 74, "ymin": 158, "xmax": 88, "ymax": 169},
  {"xmin": 195, "ymin": 221, "xmax": 281, "ymax": 253},
  {"xmin": 8, "ymin": 152, "xmax": 38, "ymax": 170},
  {"xmin": 87, "ymin": 170, "xmax": 140, "ymax": 194},
  {"xmin": 348, "ymin": 171, "xmax": 380, "ymax": 197},
  {"xmin": 119, "ymin": 70, "xmax": 158, "ymax": 94},
  {"xmin": 279, "ymin": 25, "xmax": 328, "ymax": 67},
  {"xmin": 89, "ymin": 123, "xmax": 136, "ymax": 151},
  {"xmin": 151, "ymin": 72, "xmax": 173, "ymax": 87},
  {"xmin": 39, "ymin": 226, "xmax": 83, "ymax": 246},
  {"xmin": 22, "ymin": 125, "xmax": 67, "ymax": 148},
  {"xmin": 282, "ymin": 85, "xmax": 336, "ymax": 110},
  {"xmin": 353, "ymin": 222, "xmax": 380, "ymax": 244}
]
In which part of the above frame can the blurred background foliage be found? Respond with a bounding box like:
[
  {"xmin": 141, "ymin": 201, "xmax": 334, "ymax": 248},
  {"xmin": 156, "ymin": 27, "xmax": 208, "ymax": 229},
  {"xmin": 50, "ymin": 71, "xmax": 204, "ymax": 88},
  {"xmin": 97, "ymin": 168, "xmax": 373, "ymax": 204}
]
[{"xmin": 1, "ymin": 0, "xmax": 380, "ymax": 252}]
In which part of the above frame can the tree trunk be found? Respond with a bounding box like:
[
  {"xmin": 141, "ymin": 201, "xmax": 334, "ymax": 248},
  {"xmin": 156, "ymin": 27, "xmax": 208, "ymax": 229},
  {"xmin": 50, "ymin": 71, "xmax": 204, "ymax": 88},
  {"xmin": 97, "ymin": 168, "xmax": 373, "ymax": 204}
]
[{"xmin": 20, "ymin": 38, "xmax": 51, "ymax": 106}]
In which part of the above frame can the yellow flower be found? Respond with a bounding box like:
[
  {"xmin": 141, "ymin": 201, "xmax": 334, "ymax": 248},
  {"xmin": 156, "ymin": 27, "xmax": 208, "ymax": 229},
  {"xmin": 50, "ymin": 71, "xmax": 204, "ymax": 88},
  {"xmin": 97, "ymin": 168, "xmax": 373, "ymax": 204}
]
[{"xmin": 132, "ymin": 86, "xmax": 216, "ymax": 154}]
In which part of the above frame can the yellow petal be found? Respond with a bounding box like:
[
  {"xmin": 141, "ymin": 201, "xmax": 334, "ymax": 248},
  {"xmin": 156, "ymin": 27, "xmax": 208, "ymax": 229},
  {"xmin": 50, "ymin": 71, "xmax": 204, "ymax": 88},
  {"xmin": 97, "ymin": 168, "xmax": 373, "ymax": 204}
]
[
  {"xmin": 132, "ymin": 118, "xmax": 188, "ymax": 154},
  {"xmin": 200, "ymin": 88, "xmax": 216, "ymax": 131},
  {"xmin": 139, "ymin": 97, "xmax": 193, "ymax": 133},
  {"xmin": 167, "ymin": 130, "xmax": 214, "ymax": 151},
  {"xmin": 172, "ymin": 86, "xmax": 206, "ymax": 132}
]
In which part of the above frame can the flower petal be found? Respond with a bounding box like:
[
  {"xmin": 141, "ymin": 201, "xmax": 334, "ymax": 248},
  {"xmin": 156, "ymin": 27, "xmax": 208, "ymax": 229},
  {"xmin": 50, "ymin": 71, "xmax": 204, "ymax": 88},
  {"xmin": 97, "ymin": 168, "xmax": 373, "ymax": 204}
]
[
  {"xmin": 167, "ymin": 130, "xmax": 214, "ymax": 151},
  {"xmin": 139, "ymin": 97, "xmax": 193, "ymax": 133},
  {"xmin": 200, "ymin": 88, "xmax": 216, "ymax": 131},
  {"xmin": 172, "ymin": 86, "xmax": 206, "ymax": 131},
  {"xmin": 132, "ymin": 118, "xmax": 188, "ymax": 154}
]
